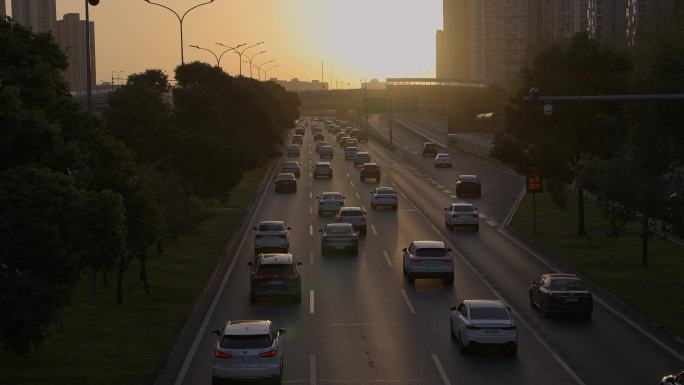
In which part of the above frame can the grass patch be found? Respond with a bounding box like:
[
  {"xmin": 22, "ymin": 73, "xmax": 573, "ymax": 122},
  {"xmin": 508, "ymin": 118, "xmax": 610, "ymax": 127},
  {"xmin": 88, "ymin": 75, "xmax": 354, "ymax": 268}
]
[
  {"xmin": 0, "ymin": 165, "xmax": 269, "ymax": 385},
  {"xmin": 510, "ymin": 191, "xmax": 684, "ymax": 337}
]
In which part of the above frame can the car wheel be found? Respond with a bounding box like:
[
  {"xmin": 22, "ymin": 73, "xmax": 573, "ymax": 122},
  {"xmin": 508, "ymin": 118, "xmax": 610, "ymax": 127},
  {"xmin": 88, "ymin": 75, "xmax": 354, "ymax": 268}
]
[
  {"xmin": 458, "ymin": 332, "xmax": 468, "ymax": 354},
  {"xmin": 443, "ymin": 276, "xmax": 454, "ymax": 286},
  {"xmin": 505, "ymin": 343, "xmax": 518, "ymax": 356},
  {"xmin": 408, "ymin": 274, "xmax": 415, "ymax": 286},
  {"xmin": 529, "ymin": 293, "xmax": 536, "ymax": 308},
  {"xmin": 450, "ymin": 321, "xmax": 457, "ymax": 340},
  {"xmin": 474, "ymin": 224, "xmax": 480, "ymax": 232},
  {"xmin": 582, "ymin": 311, "xmax": 592, "ymax": 320},
  {"xmin": 541, "ymin": 301, "xmax": 551, "ymax": 318},
  {"xmin": 393, "ymin": 205, "xmax": 398, "ymax": 210}
]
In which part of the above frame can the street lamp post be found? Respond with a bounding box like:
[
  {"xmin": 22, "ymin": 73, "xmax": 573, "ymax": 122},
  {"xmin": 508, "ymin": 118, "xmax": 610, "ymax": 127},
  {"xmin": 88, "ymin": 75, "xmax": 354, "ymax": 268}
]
[
  {"xmin": 143, "ymin": 0, "xmax": 215, "ymax": 65},
  {"xmin": 84, "ymin": 0, "xmax": 99, "ymax": 114},
  {"xmin": 220, "ymin": 42, "xmax": 263, "ymax": 77},
  {"xmin": 245, "ymin": 50, "xmax": 266, "ymax": 79},
  {"xmin": 263, "ymin": 64, "xmax": 279, "ymax": 81},
  {"xmin": 254, "ymin": 59, "xmax": 274, "ymax": 81}
]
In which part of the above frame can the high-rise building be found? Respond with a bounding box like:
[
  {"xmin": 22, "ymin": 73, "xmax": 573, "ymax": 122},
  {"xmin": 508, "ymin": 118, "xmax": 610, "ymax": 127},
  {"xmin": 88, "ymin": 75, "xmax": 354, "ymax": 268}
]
[
  {"xmin": 626, "ymin": 0, "xmax": 674, "ymax": 46},
  {"xmin": 11, "ymin": 0, "xmax": 56, "ymax": 34},
  {"xmin": 55, "ymin": 13, "xmax": 96, "ymax": 93},
  {"xmin": 437, "ymin": 0, "xmax": 543, "ymax": 89},
  {"xmin": 541, "ymin": 0, "xmax": 587, "ymax": 42},
  {"xmin": 1, "ymin": 0, "xmax": 7, "ymax": 18},
  {"xmin": 585, "ymin": 0, "xmax": 628, "ymax": 45}
]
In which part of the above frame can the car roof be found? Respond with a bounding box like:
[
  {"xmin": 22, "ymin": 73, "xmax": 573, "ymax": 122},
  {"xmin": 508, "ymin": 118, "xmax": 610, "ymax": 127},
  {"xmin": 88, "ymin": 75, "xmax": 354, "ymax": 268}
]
[
  {"xmin": 375, "ymin": 186, "xmax": 395, "ymax": 192},
  {"xmin": 326, "ymin": 222, "xmax": 353, "ymax": 229},
  {"xmin": 412, "ymin": 240, "xmax": 446, "ymax": 249},
  {"xmin": 316, "ymin": 162, "xmax": 332, "ymax": 166},
  {"xmin": 321, "ymin": 191, "xmax": 342, "ymax": 196},
  {"xmin": 287, "ymin": 144, "xmax": 299, "ymax": 148},
  {"xmin": 224, "ymin": 320, "xmax": 271, "ymax": 335},
  {"xmin": 356, "ymin": 152, "xmax": 369, "ymax": 156},
  {"xmin": 459, "ymin": 175, "xmax": 480, "ymax": 181},
  {"xmin": 436, "ymin": 153, "xmax": 450, "ymax": 157},
  {"xmin": 258, "ymin": 220, "xmax": 284, "ymax": 226},
  {"xmin": 258, "ymin": 253, "xmax": 294, "ymax": 265},
  {"xmin": 339, "ymin": 206, "xmax": 362, "ymax": 212},
  {"xmin": 363, "ymin": 162, "xmax": 378, "ymax": 167},
  {"xmin": 450, "ymin": 202, "xmax": 475, "ymax": 208},
  {"xmin": 345, "ymin": 146, "xmax": 358, "ymax": 150},
  {"xmin": 321, "ymin": 145, "xmax": 332, "ymax": 149},
  {"xmin": 465, "ymin": 299, "xmax": 507, "ymax": 309}
]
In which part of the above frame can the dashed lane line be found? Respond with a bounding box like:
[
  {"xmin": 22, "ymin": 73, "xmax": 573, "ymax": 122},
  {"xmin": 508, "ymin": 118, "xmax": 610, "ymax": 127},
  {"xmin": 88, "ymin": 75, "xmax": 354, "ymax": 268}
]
[
  {"xmin": 309, "ymin": 225, "xmax": 313, "ymax": 236},
  {"xmin": 355, "ymin": 192, "xmax": 361, "ymax": 200},
  {"xmin": 431, "ymin": 354, "xmax": 452, "ymax": 385},
  {"xmin": 382, "ymin": 250, "xmax": 392, "ymax": 267},
  {"xmin": 309, "ymin": 290, "xmax": 315, "ymax": 314},
  {"xmin": 400, "ymin": 289, "xmax": 416, "ymax": 314},
  {"xmin": 370, "ymin": 225, "xmax": 378, "ymax": 236}
]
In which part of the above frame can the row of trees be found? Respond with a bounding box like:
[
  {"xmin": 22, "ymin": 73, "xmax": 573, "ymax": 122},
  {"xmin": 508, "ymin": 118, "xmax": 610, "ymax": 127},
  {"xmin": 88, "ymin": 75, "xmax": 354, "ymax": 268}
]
[
  {"xmin": 0, "ymin": 18, "xmax": 299, "ymax": 355},
  {"xmin": 493, "ymin": 17, "xmax": 684, "ymax": 267}
]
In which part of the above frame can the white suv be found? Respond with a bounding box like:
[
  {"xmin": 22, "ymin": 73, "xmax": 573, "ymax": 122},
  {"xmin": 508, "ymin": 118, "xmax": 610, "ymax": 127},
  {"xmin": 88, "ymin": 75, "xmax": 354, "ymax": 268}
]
[
  {"xmin": 253, "ymin": 221, "xmax": 291, "ymax": 253},
  {"xmin": 444, "ymin": 203, "xmax": 479, "ymax": 231},
  {"xmin": 449, "ymin": 300, "xmax": 518, "ymax": 355},
  {"xmin": 402, "ymin": 241, "xmax": 453, "ymax": 286},
  {"xmin": 211, "ymin": 320, "xmax": 286, "ymax": 384}
]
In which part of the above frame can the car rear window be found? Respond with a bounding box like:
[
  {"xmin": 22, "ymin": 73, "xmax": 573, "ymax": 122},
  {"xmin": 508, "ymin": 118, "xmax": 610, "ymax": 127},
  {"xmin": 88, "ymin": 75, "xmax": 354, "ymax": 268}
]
[
  {"xmin": 452, "ymin": 206, "xmax": 474, "ymax": 212},
  {"xmin": 341, "ymin": 211, "xmax": 362, "ymax": 216},
  {"xmin": 469, "ymin": 307, "xmax": 509, "ymax": 320},
  {"xmin": 459, "ymin": 182, "xmax": 480, "ymax": 188},
  {"xmin": 363, "ymin": 165, "xmax": 378, "ymax": 170},
  {"xmin": 221, "ymin": 334, "xmax": 272, "ymax": 349},
  {"xmin": 327, "ymin": 226, "xmax": 352, "ymax": 234},
  {"xmin": 415, "ymin": 248, "xmax": 448, "ymax": 257},
  {"xmin": 550, "ymin": 279, "xmax": 586, "ymax": 291},
  {"xmin": 259, "ymin": 224, "xmax": 284, "ymax": 231},
  {"xmin": 322, "ymin": 194, "xmax": 340, "ymax": 200},
  {"xmin": 257, "ymin": 264, "xmax": 294, "ymax": 275}
]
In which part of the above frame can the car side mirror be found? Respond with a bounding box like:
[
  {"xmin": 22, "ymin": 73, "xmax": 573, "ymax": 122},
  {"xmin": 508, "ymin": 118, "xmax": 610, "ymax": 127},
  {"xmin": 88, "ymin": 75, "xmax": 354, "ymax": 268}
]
[
  {"xmin": 297, "ymin": 261, "xmax": 303, "ymax": 266},
  {"xmin": 342, "ymin": 196, "xmax": 346, "ymax": 199},
  {"xmin": 287, "ymin": 227, "xmax": 292, "ymax": 230},
  {"xmin": 402, "ymin": 248, "xmax": 407, "ymax": 252},
  {"xmin": 212, "ymin": 329, "xmax": 221, "ymax": 337},
  {"xmin": 279, "ymin": 328, "xmax": 287, "ymax": 335},
  {"xmin": 316, "ymin": 196, "xmax": 320, "ymax": 199},
  {"xmin": 252, "ymin": 227, "xmax": 257, "ymax": 230},
  {"xmin": 506, "ymin": 305, "xmax": 512, "ymax": 311},
  {"xmin": 247, "ymin": 261, "xmax": 253, "ymax": 266},
  {"xmin": 318, "ymin": 229, "xmax": 323, "ymax": 233},
  {"xmin": 447, "ymin": 248, "xmax": 452, "ymax": 252},
  {"xmin": 449, "ymin": 305, "xmax": 457, "ymax": 311}
]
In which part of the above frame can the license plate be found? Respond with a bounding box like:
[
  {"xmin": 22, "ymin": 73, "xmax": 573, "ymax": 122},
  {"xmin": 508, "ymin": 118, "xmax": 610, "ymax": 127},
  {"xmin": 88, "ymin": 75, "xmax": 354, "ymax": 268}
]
[
  {"xmin": 238, "ymin": 356, "xmax": 256, "ymax": 364},
  {"xmin": 335, "ymin": 246, "xmax": 346, "ymax": 250},
  {"xmin": 484, "ymin": 329, "xmax": 500, "ymax": 334},
  {"xmin": 565, "ymin": 298, "xmax": 579, "ymax": 303},
  {"xmin": 270, "ymin": 280, "xmax": 282, "ymax": 285}
]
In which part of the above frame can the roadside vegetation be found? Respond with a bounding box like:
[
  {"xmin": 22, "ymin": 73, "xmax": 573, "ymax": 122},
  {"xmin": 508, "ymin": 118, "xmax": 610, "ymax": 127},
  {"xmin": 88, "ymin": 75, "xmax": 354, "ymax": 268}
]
[
  {"xmin": 493, "ymin": 14, "xmax": 684, "ymax": 267},
  {"xmin": 0, "ymin": 14, "xmax": 299, "ymax": 366},
  {"xmin": 511, "ymin": 191, "xmax": 684, "ymax": 337}
]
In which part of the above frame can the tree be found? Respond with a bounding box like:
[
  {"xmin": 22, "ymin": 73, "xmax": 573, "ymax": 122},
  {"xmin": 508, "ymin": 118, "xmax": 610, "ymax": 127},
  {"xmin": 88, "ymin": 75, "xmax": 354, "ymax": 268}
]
[{"xmin": 497, "ymin": 33, "xmax": 633, "ymax": 236}]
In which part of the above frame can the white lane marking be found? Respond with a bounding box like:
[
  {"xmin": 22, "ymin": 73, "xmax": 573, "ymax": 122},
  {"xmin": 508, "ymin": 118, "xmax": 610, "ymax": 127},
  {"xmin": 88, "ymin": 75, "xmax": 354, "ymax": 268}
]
[
  {"xmin": 503, "ymin": 184, "xmax": 527, "ymax": 226},
  {"xmin": 355, "ymin": 192, "xmax": 360, "ymax": 199},
  {"xmin": 400, "ymin": 289, "xmax": 416, "ymax": 314},
  {"xmin": 330, "ymin": 322, "xmax": 404, "ymax": 327},
  {"xmin": 310, "ymin": 250, "xmax": 314, "ymax": 266},
  {"xmin": 309, "ymin": 206, "xmax": 313, "ymax": 215},
  {"xmin": 370, "ymin": 225, "xmax": 378, "ymax": 236},
  {"xmin": 310, "ymin": 354, "xmax": 316, "ymax": 385},
  {"xmin": 309, "ymin": 290, "xmax": 315, "ymax": 314},
  {"xmin": 349, "ymin": 181, "xmax": 354, "ymax": 187},
  {"xmin": 383, "ymin": 250, "xmax": 392, "ymax": 266},
  {"xmin": 309, "ymin": 225, "xmax": 313, "ymax": 236},
  {"xmin": 436, "ymin": 184, "xmax": 444, "ymax": 189},
  {"xmin": 450, "ymin": 195, "xmax": 457, "ymax": 199},
  {"xmin": 346, "ymin": 172, "xmax": 350, "ymax": 178},
  {"xmin": 431, "ymin": 354, "xmax": 452, "ymax": 385},
  {"xmin": 400, "ymin": 190, "xmax": 408, "ymax": 199},
  {"xmin": 382, "ymin": 173, "xmax": 388, "ymax": 178},
  {"xmin": 442, "ymin": 190, "xmax": 451, "ymax": 194},
  {"xmin": 309, "ymin": 192, "xmax": 313, "ymax": 199},
  {"xmin": 498, "ymin": 227, "xmax": 684, "ymax": 363},
  {"xmin": 174, "ymin": 161, "xmax": 276, "ymax": 385},
  {"xmin": 309, "ymin": 173, "xmax": 312, "ymax": 178},
  {"xmin": 390, "ymin": 181, "xmax": 397, "ymax": 187},
  {"xmin": 400, "ymin": 190, "xmax": 587, "ymax": 385}
]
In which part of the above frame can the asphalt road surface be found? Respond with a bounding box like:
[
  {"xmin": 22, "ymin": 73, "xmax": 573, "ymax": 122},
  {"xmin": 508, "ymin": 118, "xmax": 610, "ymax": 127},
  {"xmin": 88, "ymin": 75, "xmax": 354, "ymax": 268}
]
[{"xmin": 174, "ymin": 118, "xmax": 684, "ymax": 385}]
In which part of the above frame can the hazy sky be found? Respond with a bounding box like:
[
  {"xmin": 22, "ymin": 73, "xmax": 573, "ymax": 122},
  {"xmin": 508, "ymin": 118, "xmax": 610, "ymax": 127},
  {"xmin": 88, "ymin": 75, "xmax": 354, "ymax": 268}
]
[{"xmin": 20, "ymin": 0, "xmax": 442, "ymax": 87}]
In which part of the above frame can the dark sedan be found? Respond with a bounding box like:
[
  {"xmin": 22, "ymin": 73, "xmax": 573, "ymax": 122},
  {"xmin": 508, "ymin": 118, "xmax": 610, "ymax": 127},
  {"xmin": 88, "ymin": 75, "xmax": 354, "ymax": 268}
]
[
  {"xmin": 274, "ymin": 173, "xmax": 297, "ymax": 193},
  {"xmin": 529, "ymin": 273, "xmax": 593, "ymax": 319},
  {"xmin": 248, "ymin": 253, "xmax": 302, "ymax": 302}
]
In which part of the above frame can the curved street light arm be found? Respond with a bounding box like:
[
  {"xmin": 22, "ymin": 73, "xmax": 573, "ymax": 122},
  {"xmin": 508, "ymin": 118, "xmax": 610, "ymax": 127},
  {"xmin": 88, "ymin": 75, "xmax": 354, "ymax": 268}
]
[
  {"xmin": 143, "ymin": 0, "xmax": 181, "ymax": 22},
  {"xmin": 181, "ymin": 0, "xmax": 215, "ymax": 22},
  {"xmin": 190, "ymin": 44, "xmax": 219, "ymax": 66}
]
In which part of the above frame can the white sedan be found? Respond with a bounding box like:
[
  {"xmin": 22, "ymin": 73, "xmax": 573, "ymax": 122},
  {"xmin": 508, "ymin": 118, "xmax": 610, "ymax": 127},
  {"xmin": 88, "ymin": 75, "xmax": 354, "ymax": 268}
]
[
  {"xmin": 444, "ymin": 203, "xmax": 479, "ymax": 231},
  {"xmin": 370, "ymin": 187, "xmax": 398, "ymax": 210},
  {"xmin": 433, "ymin": 153, "xmax": 452, "ymax": 168},
  {"xmin": 449, "ymin": 300, "xmax": 518, "ymax": 355},
  {"xmin": 253, "ymin": 221, "xmax": 291, "ymax": 253}
]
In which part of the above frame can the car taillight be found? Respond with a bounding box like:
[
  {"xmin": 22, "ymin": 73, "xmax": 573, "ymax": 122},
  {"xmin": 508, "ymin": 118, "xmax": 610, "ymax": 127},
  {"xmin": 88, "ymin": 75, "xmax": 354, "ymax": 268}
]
[
  {"xmin": 471, "ymin": 213, "xmax": 479, "ymax": 217},
  {"xmin": 254, "ymin": 274, "xmax": 267, "ymax": 280},
  {"xmin": 550, "ymin": 293, "xmax": 563, "ymax": 302},
  {"xmin": 286, "ymin": 273, "xmax": 300, "ymax": 280},
  {"xmin": 410, "ymin": 258, "xmax": 426, "ymax": 263},
  {"xmin": 361, "ymin": 216, "xmax": 367, "ymax": 221},
  {"xmin": 259, "ymin": 349, "xmax": 278, "ymax": 358},
  {"xmin": 501, "ymin": 326, "xmax": 516, "ymax": 330},
  {"xmin": 215, "ymin": 350, "xmax": 232, "ymax": 359}
]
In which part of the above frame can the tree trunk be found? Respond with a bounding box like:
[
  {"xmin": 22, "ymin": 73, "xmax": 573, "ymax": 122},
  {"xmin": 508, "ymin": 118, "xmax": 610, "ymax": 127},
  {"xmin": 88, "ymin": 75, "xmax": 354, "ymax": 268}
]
[
  {"xmin": 641, "ymin": 215, "xmax": 649, "ymax": 268},
  {"xmin": 577, "ymin": 185, "xmax": 587, "ymax": 236},
  {"xmin": 139, "ymin": 252, "xmax": 150, "ymax": 294},
  {"xmin": 156, "ymin": 239, "xmax": 164, "ymax": 255}
]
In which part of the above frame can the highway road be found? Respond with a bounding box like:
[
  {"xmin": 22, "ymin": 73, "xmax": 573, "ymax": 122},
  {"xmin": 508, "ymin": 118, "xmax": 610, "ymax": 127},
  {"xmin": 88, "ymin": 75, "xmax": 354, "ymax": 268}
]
[{"xmin": 174, "ymin": 117, "xmax": 683, "ymax": 385}]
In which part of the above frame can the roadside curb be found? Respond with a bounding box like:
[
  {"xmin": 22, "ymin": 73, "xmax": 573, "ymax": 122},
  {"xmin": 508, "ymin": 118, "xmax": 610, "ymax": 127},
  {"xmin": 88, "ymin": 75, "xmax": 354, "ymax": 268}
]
[
  {"xmin": 500, "ymin": 223, "xmax": 684, "ymax": 357},
  {"xmin": 153, "ymin": 158, "xmax": 279, "ymax": 385}
]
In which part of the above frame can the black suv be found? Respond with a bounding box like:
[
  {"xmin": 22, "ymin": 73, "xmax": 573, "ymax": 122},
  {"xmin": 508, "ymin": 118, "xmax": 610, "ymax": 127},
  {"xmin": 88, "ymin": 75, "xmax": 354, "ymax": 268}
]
[
  {"xmin": 529, "ymin": 273, "xmax": 593, "ymax": 319},
  {"xmin": 422, "ymin": 142, "xmax": 438, "ymax": 157},
  {"xmin": 248, "ymin": 253, "xmax": 302, "ymax": 302},
  {"xmin": 455, "ymin": 175, "xmax": 482, "ymax": 197},
  {"xmin": 360, "ymin": 163, "xmax": 381, "ymax": 181}
]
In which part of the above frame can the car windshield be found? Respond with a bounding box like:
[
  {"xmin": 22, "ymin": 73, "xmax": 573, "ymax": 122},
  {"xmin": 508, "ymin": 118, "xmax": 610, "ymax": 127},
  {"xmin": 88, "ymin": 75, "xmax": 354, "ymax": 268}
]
[
  {"xmin": 257, "ymin": 264, "xmax": 294, "ymax": 275},
  {"xmin": 327, "ymin": 226, "xmax": 352, "ymax": 234},
  {"xmin": 258, "ymin": 224, "xmax": 283, "ymax": 231},
  {"xmin": 469, "ymin": 306, "xmax": 509, "ymax": 320},
  {"xmin": 452, "ymin": 205, "xmax": 474, "ymax": 212},
  {"xmin": 221, "ymin": 334, "xmax": 272, "ymax": 349},
  {"xmin": 550, "ymin": 279, "xmax": 586, "ymax": 291},
  {"xmin": 415, "ymin": 248, "xmax": 448, "ymax": 257}
]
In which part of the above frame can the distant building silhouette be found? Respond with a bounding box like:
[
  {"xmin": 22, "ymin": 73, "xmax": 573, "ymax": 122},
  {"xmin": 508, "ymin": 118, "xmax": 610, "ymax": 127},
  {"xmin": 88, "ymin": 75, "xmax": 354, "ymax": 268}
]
[
  {"xmin": 625, "ymin": 0, "xmax": 673, "ymax": 47},
  {"xmin": 55, "ymin": 13, "xmax": 96, "ymax": 93},
  {"xmin": 273, "ymin": 78, "xmax": 329, "ymax": 92},
  {"xmin": 11, "ymin": 0, "xmax": 56, "ymax": 34}
]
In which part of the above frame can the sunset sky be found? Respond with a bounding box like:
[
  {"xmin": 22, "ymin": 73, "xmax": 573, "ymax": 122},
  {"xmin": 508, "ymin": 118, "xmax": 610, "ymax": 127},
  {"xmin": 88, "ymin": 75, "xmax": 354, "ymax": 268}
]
[{"xmin": 27, "ymin": 0, "xmax": 442, "ymax": 87}]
